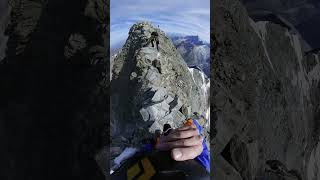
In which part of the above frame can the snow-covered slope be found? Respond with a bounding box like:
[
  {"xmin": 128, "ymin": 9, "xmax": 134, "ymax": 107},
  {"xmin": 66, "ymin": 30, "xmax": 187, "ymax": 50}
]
[
  {"xmin": 170, "ymin": 35, "xmax": 210, "ymax": 77},
  {"xmin": 188, "ymin": 67, "xmax": 210, "ymax": 120}
]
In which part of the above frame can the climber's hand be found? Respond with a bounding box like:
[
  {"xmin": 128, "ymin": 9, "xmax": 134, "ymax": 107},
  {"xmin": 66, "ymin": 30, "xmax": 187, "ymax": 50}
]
[{"xmin": 155, "ymin": 124, "xmax": 203, "ymax": 161}]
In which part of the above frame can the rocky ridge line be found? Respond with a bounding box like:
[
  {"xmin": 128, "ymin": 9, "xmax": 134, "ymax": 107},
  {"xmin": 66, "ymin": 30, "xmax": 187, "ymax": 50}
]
[{"xmin": 110, "ymin": 22, "xmax": 210, "ymax": 166}]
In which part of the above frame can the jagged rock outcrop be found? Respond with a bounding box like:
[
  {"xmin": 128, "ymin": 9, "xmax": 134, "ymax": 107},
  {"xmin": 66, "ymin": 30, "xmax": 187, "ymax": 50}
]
[
  {"xmin": 111, "ymin": 22, "xmax": 210, "ymax": 164},
  {"xmin": 212, "ymin": 0, "xmax": 320, "ymax": 179}
]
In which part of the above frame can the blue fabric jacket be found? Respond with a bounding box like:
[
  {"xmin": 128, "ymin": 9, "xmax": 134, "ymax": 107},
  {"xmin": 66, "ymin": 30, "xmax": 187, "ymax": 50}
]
[{"xmin": 192, "ymin": 119, "xmax": 210, "ymax": 173}]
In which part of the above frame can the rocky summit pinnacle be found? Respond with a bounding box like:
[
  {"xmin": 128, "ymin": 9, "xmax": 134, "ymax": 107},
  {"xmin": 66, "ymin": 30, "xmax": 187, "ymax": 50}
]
[{"xmin": 110, "ymin": 22, "xmax": 210, "ymax": 163}]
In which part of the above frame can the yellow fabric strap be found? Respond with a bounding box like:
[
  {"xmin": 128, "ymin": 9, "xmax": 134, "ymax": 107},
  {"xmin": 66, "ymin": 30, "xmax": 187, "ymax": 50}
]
[
  {"xmin": 137, "ymin": 157, "xmax": 156, "ymax": 180},
  {"xmin": 127, "ymin": 157, "xmax": 156, "ymax": 180}
]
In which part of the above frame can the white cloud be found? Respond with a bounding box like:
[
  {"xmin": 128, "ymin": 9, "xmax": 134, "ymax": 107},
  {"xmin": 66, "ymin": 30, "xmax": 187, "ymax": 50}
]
[{"xmin": 110, "ymin": 0, "xmax": 210, "ymax": 48}]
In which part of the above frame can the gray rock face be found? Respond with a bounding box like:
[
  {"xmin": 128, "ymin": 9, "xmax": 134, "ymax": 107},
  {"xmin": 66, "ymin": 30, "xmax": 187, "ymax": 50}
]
[
  {"xmin": 111, "ymin": 22, "xmax": 210, "ymax": 163},
  {"xmin": 212, "ymin": 0, "xmax": 320, "ymax": 179},
  {"xmin": 307, "ymin": 141, "xmax": 320, "ymax": 180}
]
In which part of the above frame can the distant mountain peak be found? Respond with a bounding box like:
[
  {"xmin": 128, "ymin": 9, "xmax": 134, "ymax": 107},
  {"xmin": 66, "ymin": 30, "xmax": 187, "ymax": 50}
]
[{"xmin": 170, "ymin": 34, "xmax": 210, "ymax": 77}]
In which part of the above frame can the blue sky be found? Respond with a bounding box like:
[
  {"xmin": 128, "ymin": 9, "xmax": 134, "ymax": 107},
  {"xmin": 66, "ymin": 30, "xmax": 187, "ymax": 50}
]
[{"xmin": 110, "ymin": 0, "xmax": 210, "ymax": 48}]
